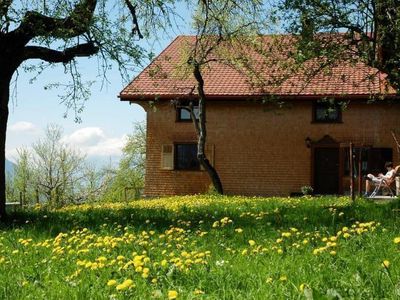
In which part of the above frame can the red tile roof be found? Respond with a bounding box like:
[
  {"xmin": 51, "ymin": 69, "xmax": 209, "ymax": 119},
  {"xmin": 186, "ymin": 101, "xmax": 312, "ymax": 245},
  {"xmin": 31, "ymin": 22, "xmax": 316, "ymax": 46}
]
[{"xmin": 120, "ymin": 35, "xmax": 396, "ymax": 101}]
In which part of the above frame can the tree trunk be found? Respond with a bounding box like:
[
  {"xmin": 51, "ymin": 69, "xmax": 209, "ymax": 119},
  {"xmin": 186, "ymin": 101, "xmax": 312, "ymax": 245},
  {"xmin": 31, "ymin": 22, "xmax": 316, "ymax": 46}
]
[
  {"xmin": 0, "ymin": 77, "xmax": 10, "ymax": 221},
  {"xmin": 193, "ymin": 63, "xmax": 224, "ymax": 194}
]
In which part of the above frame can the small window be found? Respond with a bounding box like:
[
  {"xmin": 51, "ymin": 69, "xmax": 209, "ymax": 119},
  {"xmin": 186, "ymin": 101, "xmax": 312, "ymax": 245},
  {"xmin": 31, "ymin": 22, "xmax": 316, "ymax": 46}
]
[
  {"xmin": 177, "ymin": 107, "xmax": 199, "ymax": 122},
  {"xmin": 313, "ymin": 102, "xmax": 342, "ymax": 123},
  {"xmin": 175, "ymin": 144, "xmax": 200, "ymax": 170}
]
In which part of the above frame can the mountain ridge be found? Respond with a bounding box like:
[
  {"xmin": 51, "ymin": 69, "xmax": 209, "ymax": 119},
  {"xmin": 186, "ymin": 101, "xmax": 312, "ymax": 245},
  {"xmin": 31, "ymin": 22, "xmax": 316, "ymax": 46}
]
[{"xmin": 6, "ymin": 159, "xmax": 15, "ymax": 175}]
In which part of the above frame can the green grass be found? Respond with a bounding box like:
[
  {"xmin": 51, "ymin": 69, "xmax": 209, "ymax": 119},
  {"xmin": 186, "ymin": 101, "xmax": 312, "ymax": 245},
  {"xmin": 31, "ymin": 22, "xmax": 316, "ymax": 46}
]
[{"xmin": 1, "ymin": 195, "xmax": 400, "ymax": 299}]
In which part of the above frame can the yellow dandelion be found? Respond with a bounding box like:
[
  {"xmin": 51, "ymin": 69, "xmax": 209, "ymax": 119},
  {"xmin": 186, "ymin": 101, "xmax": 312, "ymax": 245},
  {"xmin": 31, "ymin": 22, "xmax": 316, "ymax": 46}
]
[
  {"xmin": 279, "ymin": 275, "xmax": 287, "ymax": 281},
  {"xmin": 382, "ymin": 260, "xmax": 390, "ymax": 268},
  {"xmin": 161, "ymin": 259, "xmax": 168, "ymax": 267},
  {"xmin": 107, "ymin": 279, "xmax": 117, "ymax": 287},
  {"xmin": 116, "ymin": 284, "xmax": 125, "ymax": 291},
  {"xmin": 168, "ymin": 290, "xmax": 178, "ymax": 299},
  {"xmin": 394, "ymin": 237, "xmax": 400, "ymax": 244},
  {"xmin": 194, "ymin": 289, "xmax": 204, "ymax": 295},
  {"xmin": 116, "ymin": 279, "xmax": 134, "ymax": 291},
  {"xmin": 97, "ymin": 256, "xmax": 107, "ymax": 262},
  {"xmin": 248, "ymin": 240, "xmax": 256, "ymax": 246}
]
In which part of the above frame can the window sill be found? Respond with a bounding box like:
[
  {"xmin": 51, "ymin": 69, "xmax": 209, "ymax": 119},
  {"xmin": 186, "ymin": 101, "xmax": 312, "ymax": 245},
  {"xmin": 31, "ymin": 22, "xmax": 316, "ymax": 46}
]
[{"xmin": 311, "ymin": 121, "xmax": 343, "ymax": 124}]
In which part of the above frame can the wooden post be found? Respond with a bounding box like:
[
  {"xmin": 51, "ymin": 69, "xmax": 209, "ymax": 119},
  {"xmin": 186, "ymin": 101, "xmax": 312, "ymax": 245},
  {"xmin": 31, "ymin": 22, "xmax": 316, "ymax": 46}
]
[
  {"xmin": 349, "ymin": 143, "xmax": 355, "ymax": 202},
  {"xmin": 358, "ymin": 148, "xmax": 362, "ymax": 196},
  {"xmin": 35, "ymin": 188, "xmax": 39, "ymax": 204}
]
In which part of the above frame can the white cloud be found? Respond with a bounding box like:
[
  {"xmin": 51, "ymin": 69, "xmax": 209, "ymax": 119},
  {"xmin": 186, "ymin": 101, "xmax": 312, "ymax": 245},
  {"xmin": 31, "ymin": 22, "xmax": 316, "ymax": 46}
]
[
  {"xmin": 6, "ymin": 126, "xmax": 127, "ymax": 162},
  {"xmin": 7, "ymin": 121, "xmax": 39, "ymax": 162},
  {"xmin": 9, "ymin": 121, "xmax": 38, "ymax": 133},
  {"xmin": 62, "ymin": 127, "xmax": 127, "ymax": 157},
  {"xmin": 61, "ymin": 127, "xmax": 106, "ymax": 146}
]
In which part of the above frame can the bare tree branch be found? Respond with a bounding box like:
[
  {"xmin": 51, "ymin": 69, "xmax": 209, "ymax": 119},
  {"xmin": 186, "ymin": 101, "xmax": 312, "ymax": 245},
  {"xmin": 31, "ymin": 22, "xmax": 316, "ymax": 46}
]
[
  {"xmin": 124, "ymin": 0, "xmax": 144, "ymax": 39},
  {"xmin": 23, "ymin": 42, "xmax": 99, "ymax": 63},
  {"xmin": 10, "ymin": 0, "xmax": 97, "ymax": 43}
]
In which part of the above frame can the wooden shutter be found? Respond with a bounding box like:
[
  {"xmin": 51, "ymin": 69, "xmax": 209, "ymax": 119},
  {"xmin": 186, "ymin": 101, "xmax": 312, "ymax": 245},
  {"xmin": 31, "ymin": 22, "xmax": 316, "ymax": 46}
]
[
  {"xmin": 161, "ymin": 144, "xmax": 174, "ymax": 170},
  {"xmin": 201, "ymin": 144, "xmax": 215, "ymax": 170}
]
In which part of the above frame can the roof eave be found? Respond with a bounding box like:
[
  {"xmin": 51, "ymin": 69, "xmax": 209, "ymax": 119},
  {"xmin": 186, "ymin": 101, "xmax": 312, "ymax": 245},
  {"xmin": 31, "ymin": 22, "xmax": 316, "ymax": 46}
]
[{"xmin": 119, "ymin": 93, "xmax": 400, "ymax": 102}]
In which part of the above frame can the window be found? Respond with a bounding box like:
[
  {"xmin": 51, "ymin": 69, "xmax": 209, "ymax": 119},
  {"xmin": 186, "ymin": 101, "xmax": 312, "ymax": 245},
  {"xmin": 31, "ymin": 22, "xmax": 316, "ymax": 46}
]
[
  {"xmin": 177, "ymin": 106, "xmax": 199, "ymax": 121},
  {"xmin": 175, "ymin": 144, "xmax": 200, "ymax": 170},
  {"xmin": 313, "ymin": 102, "xmax": 342, "ymax": 123}
]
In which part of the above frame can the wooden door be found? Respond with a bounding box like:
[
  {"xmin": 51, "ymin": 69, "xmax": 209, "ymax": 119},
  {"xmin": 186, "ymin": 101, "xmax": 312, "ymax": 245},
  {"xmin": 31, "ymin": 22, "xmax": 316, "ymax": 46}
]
[{"xmin": 314, "ymin": 147, "xmax": 340, "ymax": 194}]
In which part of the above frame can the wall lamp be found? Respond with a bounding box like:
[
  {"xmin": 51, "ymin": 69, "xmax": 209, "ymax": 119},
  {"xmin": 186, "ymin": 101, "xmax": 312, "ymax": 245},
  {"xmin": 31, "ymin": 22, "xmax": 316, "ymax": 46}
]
[{"xmin": 305, "ymin": 137, "xmax": 312, "ymax": 148}]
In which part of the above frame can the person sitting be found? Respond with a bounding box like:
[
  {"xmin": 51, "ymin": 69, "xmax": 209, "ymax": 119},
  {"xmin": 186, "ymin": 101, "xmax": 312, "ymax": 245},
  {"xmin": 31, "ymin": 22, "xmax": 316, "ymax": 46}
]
[{"xmin": 364, "ymin": 161, "xmax": 396, "ymax": 197}]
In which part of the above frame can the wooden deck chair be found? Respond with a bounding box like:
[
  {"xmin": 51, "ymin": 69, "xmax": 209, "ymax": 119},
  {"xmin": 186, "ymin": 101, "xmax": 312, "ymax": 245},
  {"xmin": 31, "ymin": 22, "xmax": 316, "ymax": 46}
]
[{"xmin": 369, "ymin": 165, "xmax": 400, "ymax": 198}]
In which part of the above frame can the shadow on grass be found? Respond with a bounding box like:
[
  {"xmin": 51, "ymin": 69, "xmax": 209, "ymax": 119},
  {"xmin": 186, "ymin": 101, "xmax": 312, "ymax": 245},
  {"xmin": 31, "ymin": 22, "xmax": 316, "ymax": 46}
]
[{"xmin": 2, "ymin": 197, "xmax": 400, "ymax": 236}]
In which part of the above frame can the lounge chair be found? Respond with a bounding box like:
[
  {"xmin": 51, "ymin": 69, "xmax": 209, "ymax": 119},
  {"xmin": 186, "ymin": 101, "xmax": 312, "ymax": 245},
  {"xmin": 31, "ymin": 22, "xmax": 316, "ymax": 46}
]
[{"xmin": 369, "ymin": 165, "xmax": 400, "ymax": 198}]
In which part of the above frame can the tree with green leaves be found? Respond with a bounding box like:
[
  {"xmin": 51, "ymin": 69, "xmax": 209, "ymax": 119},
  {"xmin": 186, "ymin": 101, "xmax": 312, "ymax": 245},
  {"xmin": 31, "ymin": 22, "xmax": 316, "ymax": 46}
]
[
  {"xmin": 0, "ymin": 0, "xmax": 180, "ymax": 219},
  {"xmin": 10, "ymin": 147, "xmax": 31, "ymax": 204},
  {"xmin": 281, "ymin": 0, "xmax": 400, "ymax": 92},
  {"xmin": 177, "ymin": 0, "xmax": 267, "ymax": 194},
  {"xmin": 184, "ymin": 1, "xmax": 400, "ymax": 196},
  {"xmin": 30, "ymin": 124, "xmax": 85, "ymax": 206},
  {"xmin": 101, "ymin": 121, "xmax": 145, "ymax": 201},
  {"xmin": 11, "ymin": 124, "xmax": 116, "ymax": 206}
]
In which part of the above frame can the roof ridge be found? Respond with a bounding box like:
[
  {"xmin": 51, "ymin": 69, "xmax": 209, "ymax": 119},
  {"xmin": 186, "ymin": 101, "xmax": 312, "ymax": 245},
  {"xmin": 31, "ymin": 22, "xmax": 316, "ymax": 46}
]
[{"xmin": 119, "ymin": 35, "xmax": 184, "ymax": 97}]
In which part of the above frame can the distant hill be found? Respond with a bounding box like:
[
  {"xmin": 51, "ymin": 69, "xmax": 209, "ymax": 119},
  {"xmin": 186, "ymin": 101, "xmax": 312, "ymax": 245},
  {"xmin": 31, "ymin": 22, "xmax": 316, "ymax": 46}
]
[{"xmin": 5, "ymin": 159, "xmax": 15, "ymax": 175}]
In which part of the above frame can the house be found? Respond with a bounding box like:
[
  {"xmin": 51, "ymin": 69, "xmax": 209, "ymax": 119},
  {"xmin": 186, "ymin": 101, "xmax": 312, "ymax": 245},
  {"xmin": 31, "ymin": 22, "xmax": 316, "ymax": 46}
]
[{"xmin": 119, "ymin": 35, "xmax": 400, "ymax": 197}]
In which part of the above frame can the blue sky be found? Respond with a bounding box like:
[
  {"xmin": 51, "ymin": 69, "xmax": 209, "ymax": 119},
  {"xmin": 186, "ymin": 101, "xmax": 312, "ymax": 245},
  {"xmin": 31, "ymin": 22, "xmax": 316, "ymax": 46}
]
[
  {"xmin": 6, "ymin": 7, "xmax": 190, "ymax": 165},
  {"xmin": 7, "ymin": 56, "xmax": 147, "ymax": 164}
]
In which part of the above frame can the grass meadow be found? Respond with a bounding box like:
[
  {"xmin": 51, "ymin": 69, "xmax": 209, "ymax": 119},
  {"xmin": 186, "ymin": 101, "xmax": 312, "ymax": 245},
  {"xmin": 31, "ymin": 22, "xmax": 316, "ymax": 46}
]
[{"xmin": 1, "ymin": 195, "xmax": 400, "ymax": 299}]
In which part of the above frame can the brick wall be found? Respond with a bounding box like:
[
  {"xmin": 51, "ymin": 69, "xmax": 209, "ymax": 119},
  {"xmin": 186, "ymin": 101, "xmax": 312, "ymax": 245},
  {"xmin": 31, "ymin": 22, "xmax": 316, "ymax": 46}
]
[{"xmin": 138, "ymin": 100, "xmax": 400, "ymax": 196}]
